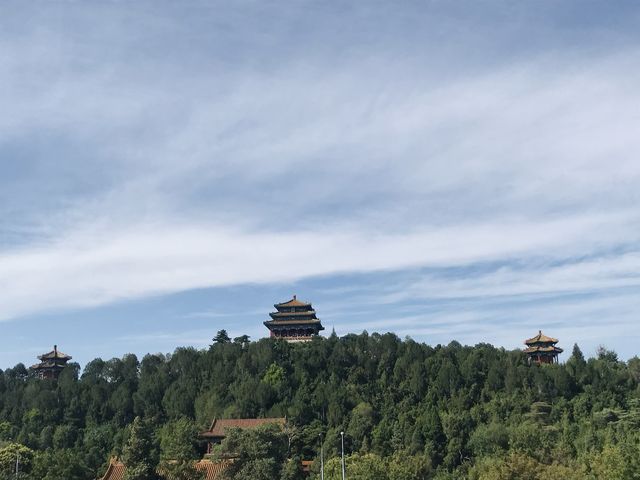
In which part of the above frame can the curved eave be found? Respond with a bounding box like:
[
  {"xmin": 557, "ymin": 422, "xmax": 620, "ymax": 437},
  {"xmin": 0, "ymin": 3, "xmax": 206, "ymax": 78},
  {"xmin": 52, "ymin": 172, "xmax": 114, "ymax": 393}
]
[
  {"xmin": 38, "ymin": 348, "xmax": 72, "ymax": 361},
  {"xmin": 265, "ymin": 319, "xmax": 324, "ymax": 326},
  {"xmin": 264, "ymin": 320, "xmax": 325, "ymax": 331},
  {"xmin": 524, "ymin": 347, "xmax": 563, "ymax": 354},
  {"xmin": 30, "ymin": 362, "xmax": 68, "ymax": 370},
  {"xmin": 270, "ymin": 310, "xmax": 317, "ymax": 319},
  {"xmin": 38, "ymin": 355, "xmax": 72, "ymax": 361}
]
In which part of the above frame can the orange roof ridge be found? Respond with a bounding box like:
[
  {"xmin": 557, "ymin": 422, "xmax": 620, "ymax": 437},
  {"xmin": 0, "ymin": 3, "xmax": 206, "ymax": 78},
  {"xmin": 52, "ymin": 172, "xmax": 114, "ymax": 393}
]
[
  {"xmin": 99, "ymin": 457, "xmax": 125, "ymax": 480},
  {"xmin": 100, "ymin": 457, "xmax": 230, "ymax": 480}
]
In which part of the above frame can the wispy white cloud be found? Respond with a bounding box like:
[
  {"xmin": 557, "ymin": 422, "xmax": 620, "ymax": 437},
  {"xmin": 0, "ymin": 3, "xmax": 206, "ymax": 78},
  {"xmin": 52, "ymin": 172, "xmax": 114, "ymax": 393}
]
[
  {"xmin": 326, "ymin": 252, "xmax": 640, "ymax": 358},
  {"xmin": 116, "ymin": 330, "xmax": 214, "ymax": 347},
  {"xmin": 181, "ymin": 309, "xmax": 265, "ymax": 320},
  {"xmin": 0, "ymin": 212, "xmax": 630, "ymax": 322},
  {"xmin": 363, "ymin": 251, "xmax": 640, "ymax": 305},
  {"xmin": 331, "ymin": 283, "xmax": 640, "ymax": 358}
]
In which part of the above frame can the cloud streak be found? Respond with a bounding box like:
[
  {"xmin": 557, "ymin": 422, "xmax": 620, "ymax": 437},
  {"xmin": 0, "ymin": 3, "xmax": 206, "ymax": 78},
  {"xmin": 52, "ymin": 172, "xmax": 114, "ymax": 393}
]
[{"xmin": 0, "ymin": 212, "xmax": 635, "ymax": 322}]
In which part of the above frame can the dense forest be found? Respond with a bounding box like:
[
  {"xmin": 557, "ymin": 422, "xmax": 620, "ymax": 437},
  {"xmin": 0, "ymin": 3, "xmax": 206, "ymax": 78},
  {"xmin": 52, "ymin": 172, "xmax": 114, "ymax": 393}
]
[{"xmin": 1, "ymin": 331, "xmax": 639, "ymax": 479}]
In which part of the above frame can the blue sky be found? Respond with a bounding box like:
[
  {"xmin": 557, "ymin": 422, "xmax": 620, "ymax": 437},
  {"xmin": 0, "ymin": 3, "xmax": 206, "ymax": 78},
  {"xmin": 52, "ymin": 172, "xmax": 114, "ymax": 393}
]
[{"xmin": 2, "ymin": 0, "xmax": 640, "ymax": 367}]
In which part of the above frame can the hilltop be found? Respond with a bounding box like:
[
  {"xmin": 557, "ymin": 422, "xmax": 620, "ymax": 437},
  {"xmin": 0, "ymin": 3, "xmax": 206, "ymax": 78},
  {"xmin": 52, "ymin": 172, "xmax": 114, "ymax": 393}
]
[{"xmin": 0, "ymin": 332, "xmax": 639, "ymax": 479}]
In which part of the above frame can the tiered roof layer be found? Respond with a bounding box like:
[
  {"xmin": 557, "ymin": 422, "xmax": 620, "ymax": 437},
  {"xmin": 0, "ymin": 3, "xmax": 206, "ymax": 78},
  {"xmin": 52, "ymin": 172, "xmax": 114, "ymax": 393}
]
[
  {"xmin": 38, "ymin": 346, "xmax": 72, "ymax": 361},
  {"xmin": 524, "ymin": 345, "xmax": 563, "ymax": 354},
  {"xmin": 525, "ymin": 331, "xmax": 559, "ymax": 345},
  {"xmin": 269, "ymin": 310, "xmax": 318, "ymax": 319},
  {"xmin": 30, "ymin": 361, "xmax": 68, "ymax": 371},
  {"xmin": 274, "ymin": 296, "xmax": 311, "ymax": 308}
]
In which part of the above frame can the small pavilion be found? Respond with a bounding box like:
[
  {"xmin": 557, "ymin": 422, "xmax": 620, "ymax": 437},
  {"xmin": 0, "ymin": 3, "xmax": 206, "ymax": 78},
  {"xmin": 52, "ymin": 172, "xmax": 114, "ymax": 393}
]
[
  {"xmin": 200, "ymin": 417, "xmax": 287, "ymax": 453},
  {"xmin": 524, "ymin": 331, "xmax": 563, "ymax": 365},
  {"xmin": 30, "ymin": 345, "xmax": 72, "ymax": 379}
]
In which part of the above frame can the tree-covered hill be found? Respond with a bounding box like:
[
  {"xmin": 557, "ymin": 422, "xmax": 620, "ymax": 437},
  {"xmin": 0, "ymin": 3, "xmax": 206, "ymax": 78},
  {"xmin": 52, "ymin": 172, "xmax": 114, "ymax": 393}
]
[{"xmin": 1, "ymin": 332, "xmax": 639, "ymax": 479}]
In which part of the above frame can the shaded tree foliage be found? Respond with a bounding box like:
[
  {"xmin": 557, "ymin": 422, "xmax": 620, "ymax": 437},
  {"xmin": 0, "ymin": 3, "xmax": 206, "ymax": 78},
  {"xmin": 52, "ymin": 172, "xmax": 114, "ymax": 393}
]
[
  {"xmin": 213, "ymin": 423, "xmax": 288, "ymax": 480},
  {"xmin": 122, "ymin": 416, "xmax": 157, "ymax": 480}
]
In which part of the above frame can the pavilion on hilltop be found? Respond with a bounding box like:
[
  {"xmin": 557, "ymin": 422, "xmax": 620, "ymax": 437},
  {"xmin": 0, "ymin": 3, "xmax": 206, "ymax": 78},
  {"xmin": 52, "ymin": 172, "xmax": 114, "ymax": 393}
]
[
  {"xmin": 30, "ymin": 345, "xmax": 72, "ymax": 379},
  {"xmin": 524, "ymin": 331, "xmax": 563, "ymax": 365},
  {"xmin": 264, "ymin": 295, "xmax": 324, "ymax": 342}
]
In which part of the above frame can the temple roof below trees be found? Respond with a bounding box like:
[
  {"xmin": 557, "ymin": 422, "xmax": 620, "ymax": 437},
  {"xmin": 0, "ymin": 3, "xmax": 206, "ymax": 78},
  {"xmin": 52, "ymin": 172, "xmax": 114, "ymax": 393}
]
[
  {"xmin": 525, "ymin": 331, "xmax": 559, "ymax": 345},
  {"xmin": 200, "ymin": 418, "xmax": 286, "ymax": 439},
  {"xmin": 99, "ymin": 457, "xmax": 231, "ymax": 480},
  {"xmin": 99, "ymin": 458, "xmax": 125, "ymax": 480}
]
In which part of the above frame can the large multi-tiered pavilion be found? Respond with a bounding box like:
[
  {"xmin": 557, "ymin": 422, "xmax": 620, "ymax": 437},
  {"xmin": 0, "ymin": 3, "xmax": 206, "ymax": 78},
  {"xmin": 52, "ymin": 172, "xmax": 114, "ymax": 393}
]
[
  {"xmin": 264, "ymin": 295, "xmax": 324, "ymax": 342},
  {"xmin": 524, "ymin": 331, "xmax": 563, "ymax": 365},
  {"xmin": 30, "ymin": 345, "xmax": 72, "ymax": 379}
]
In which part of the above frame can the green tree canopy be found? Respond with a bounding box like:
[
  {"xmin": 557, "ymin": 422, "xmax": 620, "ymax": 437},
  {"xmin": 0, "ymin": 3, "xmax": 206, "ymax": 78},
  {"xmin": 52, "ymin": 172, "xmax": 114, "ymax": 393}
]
[
  {"xmin": 214, "ymin": 424, "xmax": 288, "ymax": 480},
  {"xmin": 122, "ymin": 417, "xmax": 158, "ymax": 480},
  {"xmin": 159, "ymin": 417, "xmax": 202, "ymax": 480}
]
